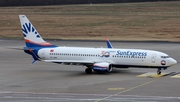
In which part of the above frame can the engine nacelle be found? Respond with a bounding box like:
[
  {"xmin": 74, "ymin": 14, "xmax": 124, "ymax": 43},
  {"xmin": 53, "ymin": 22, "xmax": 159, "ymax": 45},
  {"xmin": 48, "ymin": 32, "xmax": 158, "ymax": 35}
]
[{"xmin": 93, "ymin": 62, "xmax": 112, "ymax": 72}]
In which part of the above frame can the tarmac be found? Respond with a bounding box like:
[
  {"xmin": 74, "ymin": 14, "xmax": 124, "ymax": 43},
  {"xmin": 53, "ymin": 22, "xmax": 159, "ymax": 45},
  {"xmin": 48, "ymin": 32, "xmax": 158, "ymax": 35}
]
[{"xmin": 0, "ymin": 39, "xmax": 180, "ymax": 102}]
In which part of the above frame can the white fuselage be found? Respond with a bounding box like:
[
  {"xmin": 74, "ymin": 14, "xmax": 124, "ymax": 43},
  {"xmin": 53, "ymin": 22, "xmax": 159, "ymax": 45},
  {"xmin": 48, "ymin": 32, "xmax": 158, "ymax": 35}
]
[{"xmin": 37, "ymin": 47, "xmax": 176, "ymax": 68}]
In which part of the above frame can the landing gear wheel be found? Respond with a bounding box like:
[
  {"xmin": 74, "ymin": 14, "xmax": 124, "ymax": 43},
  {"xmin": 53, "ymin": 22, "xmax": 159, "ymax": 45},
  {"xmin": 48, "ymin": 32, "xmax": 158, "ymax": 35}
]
[
  {"xmin": 85, "ymin": 68, "xmax": 92, "ymax": 74},
  {"xmin": 157, "ymin": 69, "xmax": 161, "ymax": 75}
]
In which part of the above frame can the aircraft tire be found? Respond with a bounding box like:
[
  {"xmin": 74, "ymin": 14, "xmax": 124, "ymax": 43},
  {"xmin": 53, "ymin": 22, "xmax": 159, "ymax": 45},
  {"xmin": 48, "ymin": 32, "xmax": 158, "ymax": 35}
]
[
  {"xmin": 157, "ymin": 69, "xmax": 161, "ymax": 75},
  {"xmin": 85, "ymin": 68, "xmax": 92, "ymax": 74}
]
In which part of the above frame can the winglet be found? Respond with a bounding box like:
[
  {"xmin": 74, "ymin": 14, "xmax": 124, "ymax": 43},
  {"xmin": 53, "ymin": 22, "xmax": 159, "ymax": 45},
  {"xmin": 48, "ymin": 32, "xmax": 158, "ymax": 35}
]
[{"xmin": 106, "ymin": 38, "xmax": 113, "ymax": 48}]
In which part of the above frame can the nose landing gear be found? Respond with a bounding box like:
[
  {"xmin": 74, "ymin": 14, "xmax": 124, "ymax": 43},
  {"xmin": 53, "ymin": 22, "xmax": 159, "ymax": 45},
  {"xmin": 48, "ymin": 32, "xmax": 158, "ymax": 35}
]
[
  {"xmin": 157, "ymin": 69, "xmax": 161, "ymax": 75},
  {"xmin": 157, "ymin": 68, "xmax": 167, "ymax": 75}
]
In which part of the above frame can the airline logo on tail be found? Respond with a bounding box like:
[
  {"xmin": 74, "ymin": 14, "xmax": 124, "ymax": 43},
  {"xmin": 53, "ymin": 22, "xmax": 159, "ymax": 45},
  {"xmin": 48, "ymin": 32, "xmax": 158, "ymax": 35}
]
[
  {"xmin": 19, "ymin": 15, "xmax": 57, "ymax": 47},
  {"xmin": 22, "ymin": 22, "xmax": 41, "ymax": 38}
]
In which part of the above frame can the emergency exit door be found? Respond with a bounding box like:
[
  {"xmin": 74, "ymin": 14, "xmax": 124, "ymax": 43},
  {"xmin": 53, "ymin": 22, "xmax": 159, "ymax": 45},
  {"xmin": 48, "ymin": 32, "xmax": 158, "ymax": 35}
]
[{"xmin": 151, "ymin": 54, "xmax": 156, "ymax": 63}]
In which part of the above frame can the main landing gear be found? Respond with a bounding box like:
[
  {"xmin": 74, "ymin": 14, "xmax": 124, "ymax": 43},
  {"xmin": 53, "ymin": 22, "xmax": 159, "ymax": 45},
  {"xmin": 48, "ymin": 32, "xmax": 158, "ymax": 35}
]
[{"xmin": 85, "ymin": 67, "xmax": 92, "ymax": 74}]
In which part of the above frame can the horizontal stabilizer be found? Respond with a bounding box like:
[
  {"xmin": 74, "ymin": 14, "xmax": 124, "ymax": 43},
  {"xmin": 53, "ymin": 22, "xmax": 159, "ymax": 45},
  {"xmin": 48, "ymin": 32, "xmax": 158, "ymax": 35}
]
[{"xmin": 31, "ymin": 60, "xmax": 37, "ymax": 64}]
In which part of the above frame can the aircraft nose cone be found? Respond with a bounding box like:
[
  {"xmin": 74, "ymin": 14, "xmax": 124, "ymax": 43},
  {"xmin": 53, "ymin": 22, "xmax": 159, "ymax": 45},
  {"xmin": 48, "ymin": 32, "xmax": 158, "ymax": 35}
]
[{"xmin": 170, "ymin": 58, "xmax": 177, "ymax": 65}]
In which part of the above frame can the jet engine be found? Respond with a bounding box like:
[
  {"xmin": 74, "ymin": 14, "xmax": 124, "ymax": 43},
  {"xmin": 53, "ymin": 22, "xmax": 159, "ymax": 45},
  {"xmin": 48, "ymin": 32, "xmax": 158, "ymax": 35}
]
[{"xmin": 93, "ymin": 62, "xmax": 112, "ymax": 72}]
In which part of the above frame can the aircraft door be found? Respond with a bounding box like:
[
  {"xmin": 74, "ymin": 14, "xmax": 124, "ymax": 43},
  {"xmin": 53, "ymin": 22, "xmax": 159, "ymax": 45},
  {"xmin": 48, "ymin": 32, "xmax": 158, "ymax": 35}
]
[
  {"xmin": 151, "ymin": 54, "xmax": 156, "ymax": 63},
  {"xmin": 41, "ymin": 50, "xmax": 45, "ymax": 59}
]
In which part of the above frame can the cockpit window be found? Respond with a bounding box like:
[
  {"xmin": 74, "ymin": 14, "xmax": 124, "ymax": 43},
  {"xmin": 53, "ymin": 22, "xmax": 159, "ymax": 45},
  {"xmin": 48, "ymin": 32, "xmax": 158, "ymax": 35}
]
[{"xmin": 161, "ymin": 56, "xmax": 170, "ymax": 59}]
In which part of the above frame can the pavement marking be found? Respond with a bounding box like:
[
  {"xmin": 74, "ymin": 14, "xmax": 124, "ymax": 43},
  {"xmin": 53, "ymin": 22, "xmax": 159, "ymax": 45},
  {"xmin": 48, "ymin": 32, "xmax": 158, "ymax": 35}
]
[
  {"xmin": 170, "ymin": 73, "xmax": 180, "ymax": 78},
  {"xmin": 94, "ymin": 78, "xmax": 160, "ymax": 102},
  {"xmin": 1, "ymin": 92, "xmax": 180, "ymax": 101},
  {"xmin": 137, "ymin": 72, "xmax": 168, "ymax": 78},
  {"xmin": 107, "ymin": 88, "xmax": 125, "ymax": 90}
]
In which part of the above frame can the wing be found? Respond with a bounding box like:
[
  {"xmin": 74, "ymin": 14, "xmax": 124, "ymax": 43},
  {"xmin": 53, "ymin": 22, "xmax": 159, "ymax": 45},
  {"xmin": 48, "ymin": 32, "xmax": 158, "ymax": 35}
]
[{"xmin": 43, "ymin": 60, "xmax": 94, "ymax": 66}]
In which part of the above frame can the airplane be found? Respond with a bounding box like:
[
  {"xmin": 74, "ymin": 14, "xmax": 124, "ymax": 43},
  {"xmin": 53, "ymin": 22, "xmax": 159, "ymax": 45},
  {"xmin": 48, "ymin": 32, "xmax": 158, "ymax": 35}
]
[{"xmin": 19, "ymin": 15, "xmax": 177, "ymax": 75}]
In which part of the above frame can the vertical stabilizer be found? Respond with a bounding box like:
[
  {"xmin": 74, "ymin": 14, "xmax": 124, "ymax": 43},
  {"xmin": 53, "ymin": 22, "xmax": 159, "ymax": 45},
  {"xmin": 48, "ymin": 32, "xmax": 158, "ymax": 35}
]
[{"xmin": 19, "ymin": 15, "xmax": 57, "ymax": 47}]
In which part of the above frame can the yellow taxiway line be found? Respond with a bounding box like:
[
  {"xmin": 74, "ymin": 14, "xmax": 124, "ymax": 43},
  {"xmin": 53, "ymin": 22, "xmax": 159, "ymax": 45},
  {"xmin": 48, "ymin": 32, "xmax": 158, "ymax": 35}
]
[{"xmin": 137, "ymin": 72, "xmax": 168, "ymax": 78}]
